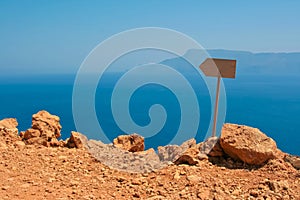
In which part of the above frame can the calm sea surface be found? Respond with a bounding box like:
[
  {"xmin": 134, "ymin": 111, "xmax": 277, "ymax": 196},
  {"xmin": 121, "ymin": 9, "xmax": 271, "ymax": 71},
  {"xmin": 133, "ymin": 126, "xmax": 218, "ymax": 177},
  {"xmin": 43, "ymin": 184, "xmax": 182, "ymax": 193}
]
[{"xmin": 0, "ymin": 74, "xmax": 299, "ymax": 155}]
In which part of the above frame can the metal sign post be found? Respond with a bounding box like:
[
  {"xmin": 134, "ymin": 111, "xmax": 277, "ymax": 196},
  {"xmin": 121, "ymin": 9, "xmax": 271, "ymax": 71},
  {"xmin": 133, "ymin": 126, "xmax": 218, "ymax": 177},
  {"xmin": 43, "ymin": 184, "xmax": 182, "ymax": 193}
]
[{"xmin": 199, "ymin": 58, "xmax": 237, "ymax": 137}]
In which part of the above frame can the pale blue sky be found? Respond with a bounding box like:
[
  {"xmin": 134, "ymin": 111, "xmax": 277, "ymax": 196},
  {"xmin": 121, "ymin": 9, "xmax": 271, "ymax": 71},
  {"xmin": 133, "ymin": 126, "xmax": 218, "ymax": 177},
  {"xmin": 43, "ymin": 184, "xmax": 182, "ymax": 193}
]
[{"xmin": 0, "ymin": 0, "xmax": 299, "ymax": 74}]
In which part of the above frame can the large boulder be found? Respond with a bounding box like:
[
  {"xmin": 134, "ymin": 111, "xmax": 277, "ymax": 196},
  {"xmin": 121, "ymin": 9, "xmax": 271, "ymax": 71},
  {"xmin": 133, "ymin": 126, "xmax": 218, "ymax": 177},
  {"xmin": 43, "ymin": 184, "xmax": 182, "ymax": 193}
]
[
  {"xmin": 21, "ymin": 110, "xmax": 62, "ymax": 147},
  {"xmin": 113, "ymin": 133, "xmax": 144, "ymax": 152},
  {"xmin": 220, "ymin": 123, "xmax": 277, "ymax": 165}
]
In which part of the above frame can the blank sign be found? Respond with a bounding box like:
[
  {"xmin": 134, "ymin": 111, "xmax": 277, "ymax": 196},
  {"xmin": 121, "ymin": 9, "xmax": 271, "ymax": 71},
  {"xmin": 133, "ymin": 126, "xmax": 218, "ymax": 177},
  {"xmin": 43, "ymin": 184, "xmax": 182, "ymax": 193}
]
[{"xmin": 199, "ymin": 58, "xmax": 236, "ymax": 78}]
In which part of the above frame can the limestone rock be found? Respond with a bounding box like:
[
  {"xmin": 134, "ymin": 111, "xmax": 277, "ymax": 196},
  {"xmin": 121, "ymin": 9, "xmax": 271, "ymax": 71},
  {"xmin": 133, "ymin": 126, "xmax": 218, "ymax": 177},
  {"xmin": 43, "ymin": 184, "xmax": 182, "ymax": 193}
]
[
  {"xmin": 0, "ymin": 118, "xmax": 19, "ymax": 136},
  {"xmin": 31, "ymin": 110, "xmax": 62, "ymax": 139},
  {"xmin": 157, "ymin": 139, "xmax": 197, "ymax": 163},
  {"xmin": 174, "ymin": 147, "xmax": 200, "ymax": 165},
  {"xmin": 49, "ymin": 138, "xmax": 63, "ymax": 147},
  {"xmin": 0, "ymin": 118, "xmax": 18, "ymax": 129},
  {"xmin": 21, "ymin": 110, "xmax": 62, "ymax": 147},
  {"xmin": 180, "ymin": 138, "xmax": 197, "ymax": 149},
  {"xmin": 0, "ymin": 118, "xmax": 20, "ymax": 144},
  {"xmin": 87, "ymin": 139, "xmax": 106, "ymax": 148},
  {"xmin": 198, "ymin": 152, "xmax": 209, "ymax": 160},
  {"xmin": 67, "ymin": 131, "xmax": 88, "ymax": 149},
  {"xmin": 220, "ymin": 123, "xmax": 277, "ymax": 165},
  {"xmin": 26, "ymin": 137, "xmax": 47, "ymax": 146},
  {"xmin": 135, "ymin": 148, "xmax": 155, "ymax": 155},
  {"xmin": 0, "ymin": 141, "xmax": 7, "ymax": 149},
  {"xmin": 187, "ymin": 175, "xmax": 201, "ymax": 183},
  {"xmin": 200, "ymin": 137, "xmax": 224, "ymax": 157},
  {"xmin": 113, "ymin": 133, "xmax": 144, "ymax": 152},
  {"xmin": 23, "ymin": 128, "xmax": 41, "ymax": 140},
  {"xmin": 284, "ymin": 154, "xmax": 300, "ymax": 170},
  {"xmin": 157, "ymin": 145, "xmax": 182, "ymax": 162},
  {"xmin": 57, "ymin": 140, "xmax": 67, "ymax": 147},
  {"xmin": 19, "ymin": 131, "xmax": 25, "ymax": 138},
  {"xmin": 87, "ymin": 139, "xmax": 164, "ymax": 173},
  {"xmin": 14, "ymin": 140, "xmax": 25, "ymax": 148}
]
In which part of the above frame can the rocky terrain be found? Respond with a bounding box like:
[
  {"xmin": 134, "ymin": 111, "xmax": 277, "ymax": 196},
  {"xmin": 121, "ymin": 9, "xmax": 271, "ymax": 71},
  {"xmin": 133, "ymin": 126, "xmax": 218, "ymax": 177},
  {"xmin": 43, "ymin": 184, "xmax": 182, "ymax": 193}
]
[{"xmin": 0, "ymin": 110, "xmax": 299, "ymax": 199}]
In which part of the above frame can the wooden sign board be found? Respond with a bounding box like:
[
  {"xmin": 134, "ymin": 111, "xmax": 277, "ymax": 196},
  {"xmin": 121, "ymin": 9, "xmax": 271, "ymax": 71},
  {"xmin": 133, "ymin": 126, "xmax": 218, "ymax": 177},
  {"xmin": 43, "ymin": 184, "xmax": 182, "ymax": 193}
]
[{"xmin": 199, "ymin": 58, "xmax": 236, "ymax": 78}]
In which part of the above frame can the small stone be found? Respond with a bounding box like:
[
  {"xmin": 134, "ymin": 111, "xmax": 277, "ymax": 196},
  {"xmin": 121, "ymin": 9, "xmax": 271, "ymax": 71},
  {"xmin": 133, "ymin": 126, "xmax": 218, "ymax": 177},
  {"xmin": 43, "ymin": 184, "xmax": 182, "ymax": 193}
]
[
  {"xmin": 23, "ymin": 128, "xmax": 40, "ymax": 139},
  {"xmin": 58, "ymin": 156, "xmax": 68, "ymax": 161},
  {"xmin": 14, "ymin": 141, "xmax": 25, "ymax": 148},
  {"xmin": 250, "ymin": 190, "xmax": 259, "ymax": 197},
  {"xmin": 117, "ymin": 177, "xmax": 126, "ymax": 182},
  {"xmin": 47, "ymin": 178, "xmax": 56, "ymax": 183},
  {"xmin": 1, "ymin": 186, "xmax": 9, "ymax": 190},
  {"xmin": 198, "ymin": 153, "xmax": 208, "ymax": 160},
  {"xmin": 20, "ymin": 183, "xmax": 30, "ymax": 188},
  {"xmin": 197, "ymin": 190, "xmax": 210, "ymax": 199},
  {"xmin": 174, "ymin": 171, "xmax": 180, "ymax": 180},
  {"xmin": 131, "ymin": 179, "xmax": 141, "ymax": 185},
  {"xmin": 187, "ymin": 175, "xmax": 200, "ymax": 183},
  {"xmin": 180, "ymin": 170, "xmax": 186, "ymax": 175},
  {"xmin": 133, "ymin": 193, "xmax": 140, "ymax": 198},
  {"xmin": 19, "ymin": 131, "xmax": 25, "ymax": 138}
]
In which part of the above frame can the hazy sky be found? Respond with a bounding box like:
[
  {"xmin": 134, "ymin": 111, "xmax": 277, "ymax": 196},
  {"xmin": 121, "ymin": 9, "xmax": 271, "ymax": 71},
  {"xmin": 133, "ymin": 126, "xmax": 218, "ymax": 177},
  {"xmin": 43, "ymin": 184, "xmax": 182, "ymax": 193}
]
[{"xmin": 1, "ymin": 0, "xmax": 299, "ymax": 74}]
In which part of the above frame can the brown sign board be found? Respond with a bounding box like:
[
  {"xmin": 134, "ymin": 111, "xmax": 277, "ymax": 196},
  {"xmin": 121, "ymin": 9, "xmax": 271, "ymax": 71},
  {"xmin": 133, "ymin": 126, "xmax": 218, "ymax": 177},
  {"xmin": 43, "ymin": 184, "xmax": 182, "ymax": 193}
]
[{"xmin": 199, "ymin": 58, "xmax": 236, "ymax": 78}]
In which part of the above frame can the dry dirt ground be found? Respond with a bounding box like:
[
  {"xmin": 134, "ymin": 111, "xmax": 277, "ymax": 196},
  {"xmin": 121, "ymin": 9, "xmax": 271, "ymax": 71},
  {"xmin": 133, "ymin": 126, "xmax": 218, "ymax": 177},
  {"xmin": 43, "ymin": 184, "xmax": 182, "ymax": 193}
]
[{"xmin": 0, "ymin": 143, "xmax": 299, "ymax": 200}]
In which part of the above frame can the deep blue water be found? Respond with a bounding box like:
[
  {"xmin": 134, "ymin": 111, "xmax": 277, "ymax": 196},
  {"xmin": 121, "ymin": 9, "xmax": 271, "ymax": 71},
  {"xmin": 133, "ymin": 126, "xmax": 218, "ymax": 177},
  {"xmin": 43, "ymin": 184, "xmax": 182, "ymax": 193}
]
[{"xmin": 0, "ymin": 74, "xmax": 299, "ymax": 155}]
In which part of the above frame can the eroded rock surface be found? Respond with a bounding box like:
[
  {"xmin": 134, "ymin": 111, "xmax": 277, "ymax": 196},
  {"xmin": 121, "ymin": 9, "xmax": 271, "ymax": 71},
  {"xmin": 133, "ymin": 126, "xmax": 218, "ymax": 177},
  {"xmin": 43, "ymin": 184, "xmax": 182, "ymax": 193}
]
[
  {"xmin": 0, "ymin": 118, "xmax": 18, "ymax": 129},
  {"xmin": 174, "ymin": 147, "xmax": 200, "ymax": 165},
  {"xmin": 88, "ymin": 139, "xmax": 165, "ymax": 173},
  {"xmin": 0, "ymin": 118, "xmax": 20, "ymax": 146},
  {"xmin": 31, "ymin": 110, "xmax": 62, "ymax": 139},
  {"xmin": 284, "ymin": 154, "xmax": 300, "ymax": 170},
  {"xmin": 157, "ymin": 139, "xmax": 197, "ymax": 163},
  {"xmin": 157, "ymin": 145, "xmax": 183, "ymax": 162},
  {"xmin": 21, "ymin": 110, "xmax": 63, "ymax": 147},
  {"xmin": 200, "ymin": 136, "xmax": 224, "ymax": 157},
  {"xmin": 67, "ymin": 131, "xmax": 88, "ymax": 149},
  {"xmin": 113, "ymin": 133, "xmax": 144, "ymax": 152}
]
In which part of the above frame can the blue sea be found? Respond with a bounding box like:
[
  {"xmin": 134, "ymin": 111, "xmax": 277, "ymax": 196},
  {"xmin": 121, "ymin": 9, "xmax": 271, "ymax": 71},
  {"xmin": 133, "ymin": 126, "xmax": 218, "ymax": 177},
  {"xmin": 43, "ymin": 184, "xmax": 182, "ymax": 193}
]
[{"xmin": 0, "ymin": 74, "xmax": 299, "ymax": 156}]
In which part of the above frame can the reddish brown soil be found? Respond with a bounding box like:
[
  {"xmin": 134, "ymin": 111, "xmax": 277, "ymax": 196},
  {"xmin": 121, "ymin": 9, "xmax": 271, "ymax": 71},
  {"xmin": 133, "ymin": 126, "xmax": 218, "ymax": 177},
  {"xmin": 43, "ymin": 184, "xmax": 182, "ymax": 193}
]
[{"xmin": 0, "ymin": 143, "xmax": 299, "ymax": 200}]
